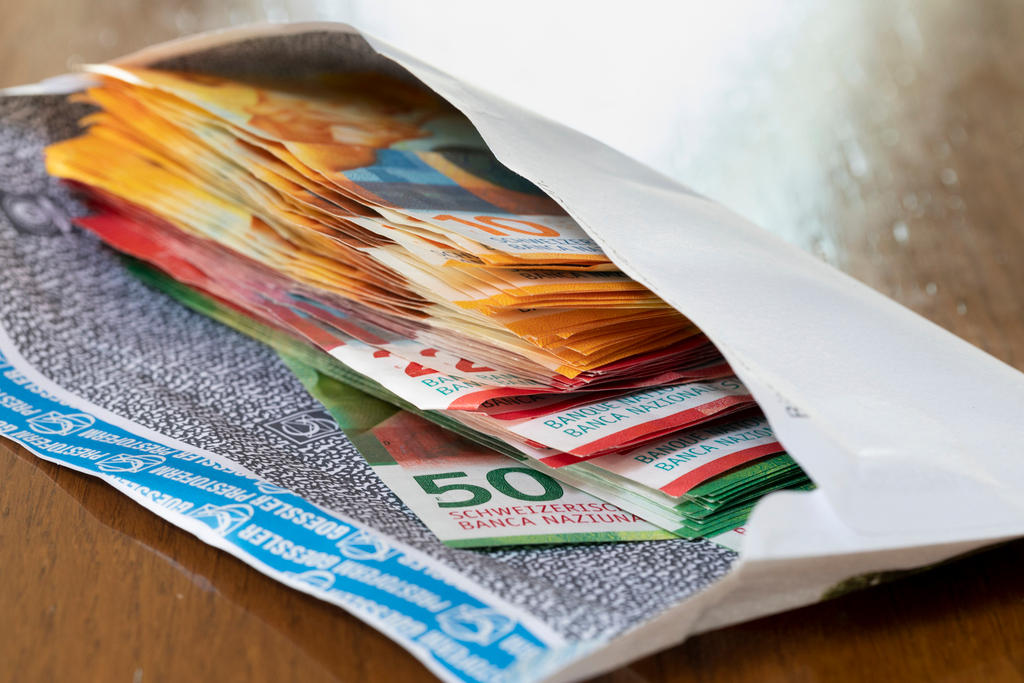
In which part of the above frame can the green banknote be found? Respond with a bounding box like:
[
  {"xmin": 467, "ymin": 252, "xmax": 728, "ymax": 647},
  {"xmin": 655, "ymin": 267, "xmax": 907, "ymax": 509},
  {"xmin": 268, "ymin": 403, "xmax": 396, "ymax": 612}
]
[{"xmin": 285, "ymin": 356, "xmax": 675, "ymax": 547}]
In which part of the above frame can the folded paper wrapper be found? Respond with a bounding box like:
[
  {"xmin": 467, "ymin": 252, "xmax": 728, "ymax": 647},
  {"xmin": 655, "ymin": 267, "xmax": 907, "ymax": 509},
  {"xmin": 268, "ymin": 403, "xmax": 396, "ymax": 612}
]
[{"xmin": 3, "ymin": 18, "xmax": 1023, "ymax": 683}]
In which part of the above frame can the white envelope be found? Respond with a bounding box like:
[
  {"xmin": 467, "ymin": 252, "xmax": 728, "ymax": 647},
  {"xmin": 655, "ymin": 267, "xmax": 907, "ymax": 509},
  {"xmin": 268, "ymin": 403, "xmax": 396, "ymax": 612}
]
[{"xmin": 3, "ymin": 16, "xmax": 1023, "ymax": 683}]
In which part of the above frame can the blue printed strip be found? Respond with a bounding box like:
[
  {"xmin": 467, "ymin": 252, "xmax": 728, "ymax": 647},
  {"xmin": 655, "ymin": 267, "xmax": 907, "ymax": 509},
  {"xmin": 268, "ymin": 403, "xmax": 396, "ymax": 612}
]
[{"xmin": 0, "ymin": 330, "xmax": 576, "ymax": 683}]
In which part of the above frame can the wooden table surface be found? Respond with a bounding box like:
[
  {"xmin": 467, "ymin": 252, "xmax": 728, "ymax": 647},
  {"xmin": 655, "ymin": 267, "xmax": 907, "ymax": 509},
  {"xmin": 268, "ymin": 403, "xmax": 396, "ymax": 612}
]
[{"xmin": 2, "ymin": 2, "xmax": 1024, "ymax": 682}]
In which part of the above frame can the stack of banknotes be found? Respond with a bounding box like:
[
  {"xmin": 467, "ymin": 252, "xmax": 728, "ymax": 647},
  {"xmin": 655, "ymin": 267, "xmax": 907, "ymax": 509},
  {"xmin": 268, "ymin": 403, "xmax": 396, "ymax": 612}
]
[{"xmin": 44, "ymin": 66, "xmax": 812, "ymax": 548}]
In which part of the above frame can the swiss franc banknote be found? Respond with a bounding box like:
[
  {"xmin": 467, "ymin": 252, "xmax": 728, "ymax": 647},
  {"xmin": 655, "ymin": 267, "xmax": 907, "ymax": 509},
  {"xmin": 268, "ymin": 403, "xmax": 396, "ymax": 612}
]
[{"xmin": 283, "ymin": 354, "xmax": 673, "ymax": 547}]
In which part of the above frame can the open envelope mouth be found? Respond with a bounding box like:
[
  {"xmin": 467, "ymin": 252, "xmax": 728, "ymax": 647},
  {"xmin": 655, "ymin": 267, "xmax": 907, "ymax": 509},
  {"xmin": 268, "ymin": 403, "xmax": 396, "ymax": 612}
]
[
  {"xmin": 40, "ymin": 47, "xmax": 812, "ymax": 546},
  {"xmin": 1, "ymin": 21, "xmax": 1022, "ymax": 683}
]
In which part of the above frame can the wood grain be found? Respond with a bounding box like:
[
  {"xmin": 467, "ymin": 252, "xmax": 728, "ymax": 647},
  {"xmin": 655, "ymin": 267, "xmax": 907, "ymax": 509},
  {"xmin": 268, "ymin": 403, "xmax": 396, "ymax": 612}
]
[{"xmin": 2, "ymin": 1, "xmax": 1024, "ymax": 682}]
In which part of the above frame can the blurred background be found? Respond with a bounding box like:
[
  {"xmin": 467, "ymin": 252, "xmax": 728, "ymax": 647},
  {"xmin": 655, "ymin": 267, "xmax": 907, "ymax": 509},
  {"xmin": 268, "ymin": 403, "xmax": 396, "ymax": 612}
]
[{"xmin": 2, "ymin": 0, "xmax": 1020, "ymax": 366}]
